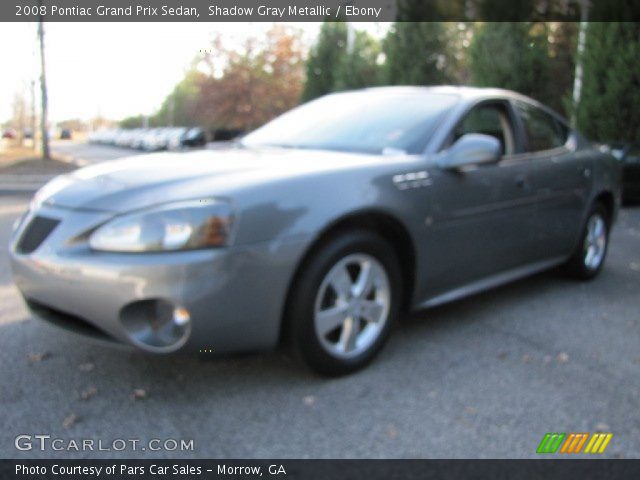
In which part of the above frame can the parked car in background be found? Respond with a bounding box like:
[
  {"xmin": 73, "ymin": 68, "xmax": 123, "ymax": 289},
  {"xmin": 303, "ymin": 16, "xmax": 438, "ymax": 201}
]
[
  {"xmin": 90, "ymin": 126, "xmax": 208, "ymax": 151},
  {"xmin": 14, "ymin": 87, "xmax": 620, "ymax": 375},
  {"xmin": 609, "ymin": 142, "xmax": 640, "ymax": 203},
  {"xmin": 180, "ymin": 127, "xmax": 207, "ymax": 148},
  {"xmin": 59, "ymin": 129, "xmax": 72, "ymax": 140},
  {"xmin": 2, "ymin": 128, "xmax": 17, "ymax": 139},
  {"xmin": 167, "ymin": 127, "xmax": 188, "ymax": 150}
]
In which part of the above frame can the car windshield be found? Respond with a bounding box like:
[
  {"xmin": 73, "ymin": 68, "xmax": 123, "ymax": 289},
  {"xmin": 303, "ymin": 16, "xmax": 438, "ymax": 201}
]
[{"xmin": 242, "ymin": 90, "xmax": 459, "ymax": 155}]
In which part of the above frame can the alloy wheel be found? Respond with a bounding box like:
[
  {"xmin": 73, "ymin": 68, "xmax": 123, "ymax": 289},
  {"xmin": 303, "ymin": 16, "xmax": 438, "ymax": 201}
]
[
  {"xmin": 583, "ymin": 213, "xmax": 607, "ymax": 270},
  {"xmin": 313, "ymin": 253, "xmax": 391, "ymax": 359}
]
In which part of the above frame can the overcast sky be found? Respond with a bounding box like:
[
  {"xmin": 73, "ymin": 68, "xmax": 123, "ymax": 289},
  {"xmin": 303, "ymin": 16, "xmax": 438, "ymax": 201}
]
[{"xmin": 0, "ymin": 22, "xmax": 387, "ymax": 125}]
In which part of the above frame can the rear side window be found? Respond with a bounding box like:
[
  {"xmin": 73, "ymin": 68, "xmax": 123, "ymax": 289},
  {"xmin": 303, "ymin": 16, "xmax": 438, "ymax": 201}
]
[{"xmin": 515, "ymin": 102, "xmax": 568, "ymax": 152}]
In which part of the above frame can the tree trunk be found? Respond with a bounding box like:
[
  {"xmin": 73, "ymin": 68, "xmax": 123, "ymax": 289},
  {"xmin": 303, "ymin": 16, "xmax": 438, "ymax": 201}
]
[{"xmin": 37, "ymin": 15, "xmax": 50, "ymax": 160}]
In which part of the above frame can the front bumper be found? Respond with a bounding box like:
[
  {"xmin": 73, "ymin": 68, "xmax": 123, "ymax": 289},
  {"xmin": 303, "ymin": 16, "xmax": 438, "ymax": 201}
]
[{"xmin": 10, "ymin": 202, "xmax": 307, "ymax": 354}]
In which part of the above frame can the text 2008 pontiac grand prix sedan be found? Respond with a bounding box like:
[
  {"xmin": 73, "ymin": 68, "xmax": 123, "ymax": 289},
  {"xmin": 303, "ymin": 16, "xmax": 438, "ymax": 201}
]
[{"xmin": 10, "ymin": 87, "xmax": 621, "ymax": 375}]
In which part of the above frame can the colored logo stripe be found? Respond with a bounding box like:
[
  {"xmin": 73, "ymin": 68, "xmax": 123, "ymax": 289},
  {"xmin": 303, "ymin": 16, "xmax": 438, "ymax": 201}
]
[
  {"xmin": 537, "ymin": 433, "xmax": 613, "ymax": 454},
  {"xmin": 560, "ymin": 433, "xmax": 589, "ymax": 453},
  {"xmin": 537, "ymin": 433, "xmax": 566, "ymax": 453},
  {"xmin": 584, "ymin": 433, "xmax": 613, "ymax": 454}
]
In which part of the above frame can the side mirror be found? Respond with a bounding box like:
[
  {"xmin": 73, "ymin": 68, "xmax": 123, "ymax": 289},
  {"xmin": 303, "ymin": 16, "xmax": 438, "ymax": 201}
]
[{"xmin": 437, "ymin": 133, "xmax": 501, "ymax": 170}]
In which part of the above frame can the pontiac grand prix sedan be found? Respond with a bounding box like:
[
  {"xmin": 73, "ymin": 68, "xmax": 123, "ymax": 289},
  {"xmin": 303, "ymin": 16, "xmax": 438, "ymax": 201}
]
[{"xmin": 10, "ymin": 87, "xmax": 621, "ymax": 375}]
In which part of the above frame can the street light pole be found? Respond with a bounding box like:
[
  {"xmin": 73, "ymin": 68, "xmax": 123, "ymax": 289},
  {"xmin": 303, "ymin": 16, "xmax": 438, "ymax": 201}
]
[{"xmin": 37, "ymin": 10, "xmax": 50, "ymax": 160}]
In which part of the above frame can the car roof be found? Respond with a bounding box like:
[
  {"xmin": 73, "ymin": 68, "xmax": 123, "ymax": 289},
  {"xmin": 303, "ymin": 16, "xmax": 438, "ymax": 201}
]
[
  {"xmin": 360, "ymin": 85, "xmax": 540, "ymax": 104},
  {"xmin": 357, "ymin": 85, "xmax": 571, "ymax": 126},
  {"xmin": 360, "ymin": 85, "xmax": 531, "ymax": 101}
]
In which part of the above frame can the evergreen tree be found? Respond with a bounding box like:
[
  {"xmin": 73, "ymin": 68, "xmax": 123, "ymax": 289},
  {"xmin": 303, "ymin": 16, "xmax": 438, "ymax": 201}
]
[
  {"xmin": 383, "ymin": 22, "xmax": 451, "ymax": 85},
  {"xmin": 468, "ymin": 22, "xmax": 551, "ymax": 103},
  {"xmin": 302, "ymin": 21, "xmax": 348, "ymax": 101},
  {"xmin": 335, "ymin": 30, "xmax": 383, "ymax": 90},
  {"xmin": 575, "ymin": 22, "xmax": 640, "ymax": 142}
]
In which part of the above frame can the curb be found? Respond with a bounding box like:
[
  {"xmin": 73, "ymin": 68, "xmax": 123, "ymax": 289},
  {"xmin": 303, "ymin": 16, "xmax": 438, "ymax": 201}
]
[{"xmin": 55, "ymin": 152, "xmax": 90, "ymax": 167}]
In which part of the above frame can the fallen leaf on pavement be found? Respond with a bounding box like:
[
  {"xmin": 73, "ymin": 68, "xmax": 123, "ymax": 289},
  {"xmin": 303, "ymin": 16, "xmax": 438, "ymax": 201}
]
[
  {"xmin": 557, "ymin": 352, "xmax": 570, "ymax": 364},
  {"xmin": 80, "ymin": 387, "xmax": 97, "ymax": 401},
  {"xmin": 497, "ymin": 351, "xmax": 508, "ymax": 360},
  {"xmin": 387, "ymin": 424, "xmax": 398, "ymax": 438},
  {"xmin": 131, "ymin": 388, "xmax": 147, "ymax": 400},
  {"xmin": 79, "ymin": 362, "xmax": 94, "ymax": 372},
  {"xmin": 521, "ymin": 354, "xmax": 532, "ymax": 363},
  {"xmin": 28, "ymin": 352, "xmax": 51, "ymax": 363},
  {"xmin": 595, "ymin": 422, "xmax": 610, "ymax": 431},
  {"xmin": 63, "ymin": 413, "xmax": 79, "ymax": 429},
  {"xmin": 303, "ymin": 395, "xmax": 316, "ymax": 407}
]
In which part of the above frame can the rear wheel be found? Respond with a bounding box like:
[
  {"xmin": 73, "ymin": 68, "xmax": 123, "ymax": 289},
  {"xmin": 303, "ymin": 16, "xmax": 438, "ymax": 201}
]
[
  {"xmin": 286, "ymin": 231, "xmax": 402, "ymax": 376},
  {"xmin": 565, "ymin": 203, "xmax": 610, "ymax": 280}
]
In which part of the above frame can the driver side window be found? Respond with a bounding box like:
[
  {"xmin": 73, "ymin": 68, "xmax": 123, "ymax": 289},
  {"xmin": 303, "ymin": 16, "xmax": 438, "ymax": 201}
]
[{"xmin": 453, "ymin": 104, "xmax": 515, "ymax": 156}]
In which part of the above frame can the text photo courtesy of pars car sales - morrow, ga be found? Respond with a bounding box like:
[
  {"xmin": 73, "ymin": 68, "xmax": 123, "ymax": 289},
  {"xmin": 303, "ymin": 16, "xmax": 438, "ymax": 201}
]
[{"xmin": 0, "ymin": 1, "xmax": 639, "ymax": 479}]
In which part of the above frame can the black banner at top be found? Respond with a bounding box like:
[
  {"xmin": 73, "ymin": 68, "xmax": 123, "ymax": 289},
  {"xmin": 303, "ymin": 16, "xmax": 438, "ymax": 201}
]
[{"xmin": 2, "ymin": 0, "xmax": 640, "ymax": 22}]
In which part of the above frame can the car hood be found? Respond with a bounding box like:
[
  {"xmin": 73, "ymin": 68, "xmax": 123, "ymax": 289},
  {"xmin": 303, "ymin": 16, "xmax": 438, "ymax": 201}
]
[{"xmin": 36, "ymin": 147, "xmax": 393, "ymax": 213}]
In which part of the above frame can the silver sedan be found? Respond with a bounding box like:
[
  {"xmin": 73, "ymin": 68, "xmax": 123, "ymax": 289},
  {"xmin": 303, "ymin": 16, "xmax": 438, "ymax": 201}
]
[{"xmin": 10, "ymin": 87, "xmax": 621, "ymax": 375}]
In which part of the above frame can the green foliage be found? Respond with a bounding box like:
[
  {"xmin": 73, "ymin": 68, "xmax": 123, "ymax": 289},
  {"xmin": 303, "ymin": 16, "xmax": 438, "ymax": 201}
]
[
  {"xmin": 547, "ymin": 22, "xmax": 578, "ymax": 115},
  {"xmin": 151, "ymin": 70, "xmax": 203, "ymax": 127},
  {"xmin": 383, "ymin": 22, "xmax": 451, "ymax": 85},
  {"xmin": 468, "ymin": 22, "xmax": 551, "ymax": 103},
  {"xmin": 334, "ymin": 30, "xmax": 383, "ymax": 90},
  {"xmin": 119, "ymin": 115, "xmax": 145, "ymax": 129},
  {"xmin": 302, "ymin": 21, "xmax": 348, "ymax": 101},
  {"xmin": 575, "ymin": 22, "xmax": 640, "ymax": 142}
]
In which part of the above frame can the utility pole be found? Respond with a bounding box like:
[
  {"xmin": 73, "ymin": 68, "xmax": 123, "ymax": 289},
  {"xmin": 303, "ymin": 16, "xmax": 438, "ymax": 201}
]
[
  {"xmin": 571, "ymin": 0, "xmax": 589, "ymax": 127},
  {"xmin": 37, "ymin": 10, "xmax": 50, "ymax": 159}
]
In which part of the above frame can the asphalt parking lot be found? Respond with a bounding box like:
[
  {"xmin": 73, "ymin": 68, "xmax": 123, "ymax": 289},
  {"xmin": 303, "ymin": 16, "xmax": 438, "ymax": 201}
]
[{"xmin": 0, "ymin": 190, "xmax": 638, "ymax": 459}]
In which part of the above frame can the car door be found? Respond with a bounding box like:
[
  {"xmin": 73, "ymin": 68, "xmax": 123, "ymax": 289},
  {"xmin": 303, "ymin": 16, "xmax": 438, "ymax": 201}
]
[
  {"xmin": 419, "ymin": 101, "xmax": 539, "ymax": 300},
  {"xmin": 512, "ymin": 101, "xmax": 592, "ymax": 260}
]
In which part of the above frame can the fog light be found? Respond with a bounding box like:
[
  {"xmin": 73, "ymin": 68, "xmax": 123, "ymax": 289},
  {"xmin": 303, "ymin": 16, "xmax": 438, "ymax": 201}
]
[
  {"xmin": 173, "ymin": 306, "xmax": 190, "ymax": 326},
  {"xmin": 120, "ymin": 299, "xmax": 192, "ymax": 352}
]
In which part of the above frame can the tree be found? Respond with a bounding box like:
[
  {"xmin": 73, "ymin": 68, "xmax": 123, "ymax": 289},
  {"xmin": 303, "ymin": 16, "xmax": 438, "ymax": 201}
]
[
  {"xmin": 10, "ymin": 91, "xmax": 28, "ymax": 145},
  {"xmin": 575, "ymin": 22, "xmax": 640, "ymax": 142},
  {"xmin": 547, "ymin": 22, "xmax": 578, "ymax": 115},
  {"xmin": 119, "ymin": 115, "xmax": 146, "ymax": 129},
  {"xmin": 190, "ymin": 25, "xmax": 305, "ymax": 131},
  {"xmin": 383, "ymin": 22, "xmax": 451, "ymax": 85},
  {"xmin": 334, "ymin": 30, "xmax": 383, "ymax": 90},
  {"xmin": 468, "ymin": 22, "xmax": 551, "ymax": 103},
  {"xmin": 151, "ymin": 70, "xmax": 204, "ymax": 127},
  {"xmin": 302, "ymin": 21, "xmax": 348, "ymax": 101}
]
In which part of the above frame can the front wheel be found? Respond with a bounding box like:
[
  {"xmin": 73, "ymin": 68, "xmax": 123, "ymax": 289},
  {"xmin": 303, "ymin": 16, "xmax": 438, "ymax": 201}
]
[
  {"xmin": 564, "ymin": 203, "xmax": 610, "ymax": 280},
  {"xmin": 286, "ymin": 231, "xmax": 402, "ymax": 376}
]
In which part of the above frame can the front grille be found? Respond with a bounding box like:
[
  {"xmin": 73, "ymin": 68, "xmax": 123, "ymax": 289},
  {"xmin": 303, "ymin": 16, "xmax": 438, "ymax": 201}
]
[{"xmin": 16, "ymin": 216, "xmax": 60, "ymax": 254}]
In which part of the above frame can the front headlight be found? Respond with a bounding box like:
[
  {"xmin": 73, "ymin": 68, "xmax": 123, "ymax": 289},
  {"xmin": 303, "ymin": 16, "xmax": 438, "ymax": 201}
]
[{"xmin": 89, "ymin": 199, "xmax": 234, "ymax": 252}]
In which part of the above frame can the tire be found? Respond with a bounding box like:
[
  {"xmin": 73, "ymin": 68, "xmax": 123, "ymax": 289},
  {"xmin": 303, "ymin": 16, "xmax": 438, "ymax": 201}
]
[
  {"xmin": 564, "ymin": 202, "xmax": 611, "ymax": 280},
  {"xmin": 286, "ymin": 230, "xmax": 402, "ymax": 376}
]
